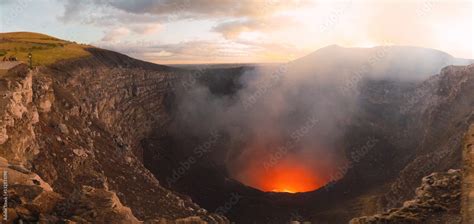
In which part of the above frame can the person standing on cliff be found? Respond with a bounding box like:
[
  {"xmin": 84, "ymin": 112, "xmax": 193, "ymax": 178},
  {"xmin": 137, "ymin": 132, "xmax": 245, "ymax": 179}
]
[{"xmin": 28, "ymin": 52, "xmax": 32, "ymax": 69}]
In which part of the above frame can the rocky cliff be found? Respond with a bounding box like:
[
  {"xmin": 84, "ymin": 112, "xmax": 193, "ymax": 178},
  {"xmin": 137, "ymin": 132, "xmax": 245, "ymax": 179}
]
[
  {"xmin": 350, "ymin": 123, "xmax": 474, "ymax": 224},
  {"xmin": 343, "ymin": 65, "xmax": 474, "ymax": 224},
  {"xmin": 0, "ymin": 48, "xmax": 228, "ymax": 223},
  {"xmin": 0, "ymin": 33, "xmax": 472, "ymax": 224},
  {"xmin": 350, "ymin": 169, "xmax": 462, "ymax": 224},
  {"xmin": 381, "ymin": 65, "xmax": 474, "ymax": 209},
  {"xmin": 461, "ymin": 124, "xmax": 474, "ymax": 223}
]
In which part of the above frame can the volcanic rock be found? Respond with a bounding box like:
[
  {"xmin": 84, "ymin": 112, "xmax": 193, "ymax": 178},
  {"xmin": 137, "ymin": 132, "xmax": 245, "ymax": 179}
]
[{"xmin": 350, "ymin": 169, "xmax": 462, "ymax": 223}]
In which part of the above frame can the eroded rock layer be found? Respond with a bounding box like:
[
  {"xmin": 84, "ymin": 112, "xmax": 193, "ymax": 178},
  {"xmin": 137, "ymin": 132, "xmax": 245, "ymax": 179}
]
[
  {"xmin": 0, "ymin": 49, "xmax": 228, "ymax": 223},
  {"xmin": 1, "ymin": 43, "xmax": 472, "ymax": 224},
  {"xmin": 350, "ymin": 169, "xmax": 462, "ymax": 224}
]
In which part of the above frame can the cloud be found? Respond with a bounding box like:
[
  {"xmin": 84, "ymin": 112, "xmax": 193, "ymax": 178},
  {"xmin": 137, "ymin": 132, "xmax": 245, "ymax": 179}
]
[
  {"xmin": 93, "ymin": 38, "xmax": 304, "ymax": 64},
  {"xmin": 0, "ymin": 0, "xmax": 15, "ymax": 5},
  {"xmin": 129, "ymin": 23, "xmax": 162, "ymax": 35},
  {"xmin": 101, "ymin": 27, "xmax": 130, "ymax": 42},
  {"xmin": 58, "ymin": 0, "xmax": 163, "ymax": 37},
  {"xmin": 57, "ymin": 0, "xmax": 164, "ymax": 42},
  {"xmin": 56, "ymin": 0, "xmax": 312, "ymax": 59},
  {"xmin": 147, "ymin": 40, "xmax": 258, "ymax": 63},
  {"xmin": 212, "ymin": 16, "xmax": 301, "ymax": 39},
  {"xmin": 58, "ymin": 0, "xmax": 312, "ymax": 27},
  {"xmin": 103, "ymin": 0, "xmax": 311, "ymax": 18},
  {"xmin": 212, "ymin": 20, "xmax": 266, "ymax": 39},
  {"xmin": 55, "ymin": 0, "xmax": 472, "ymax": 63},
  {"xmin": 99, "ymin": 23, "xmax": 161, "ymax": 43},
  {"xmin": 93, "ymin": 40, "xmax": 232, "ymax": 63},
  {"xmin": 58, "ymin": 0, "xmax": 311, "ymax": 22},
  {"xmin": 58, "ymin": 0, "xmax": 87, "ymax": 22}
]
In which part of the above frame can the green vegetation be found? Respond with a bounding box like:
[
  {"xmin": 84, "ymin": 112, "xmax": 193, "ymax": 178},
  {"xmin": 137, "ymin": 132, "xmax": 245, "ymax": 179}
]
[{"xmin": 0, "ymin": 32, "xmax": 92, "ymax": 66}]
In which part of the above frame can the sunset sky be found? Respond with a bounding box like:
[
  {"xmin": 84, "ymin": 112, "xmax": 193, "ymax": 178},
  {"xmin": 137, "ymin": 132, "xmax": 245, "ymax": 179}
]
[{"xmin": 1, "ymin": 0, "xmax": 472, "ymax": 64}]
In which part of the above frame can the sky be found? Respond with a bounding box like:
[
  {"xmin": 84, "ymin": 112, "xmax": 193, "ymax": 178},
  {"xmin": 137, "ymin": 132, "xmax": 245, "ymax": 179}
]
[{"xmin": 0, "ymin": 0, "xmax": 472, "ymax": 64}]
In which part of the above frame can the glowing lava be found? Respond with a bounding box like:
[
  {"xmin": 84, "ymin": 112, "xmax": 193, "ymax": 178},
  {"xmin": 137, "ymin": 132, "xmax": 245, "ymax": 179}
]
[
  {"xmin": 260, "ymin": 162, "xmax": 325, "ymax": 193},
  {"xmin": 233, "ymin": 154, "xmax": 329, "ymax": 193},
  {"xmin": 230, "ymin": 141, "xmax": 346, "ymax": 193}
]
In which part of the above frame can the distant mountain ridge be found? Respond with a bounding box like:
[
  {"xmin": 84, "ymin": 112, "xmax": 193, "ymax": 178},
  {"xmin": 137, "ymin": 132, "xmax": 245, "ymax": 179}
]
[{"xmin": 291, "ymin": 44, "xmax": 473, "ymax": 81}]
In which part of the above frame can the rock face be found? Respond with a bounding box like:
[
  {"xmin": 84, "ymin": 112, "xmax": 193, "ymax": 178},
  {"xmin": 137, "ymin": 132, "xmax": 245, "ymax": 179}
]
[
  {"xmin": 0, "ymin": 66, "xmax": 40, "ymax": 165},
  {"xmin": 139, "ymin": 54, "xmax": 474, "ymax": 223},
  {"xmin": 0, "ymin": 48, "xmax": 228, "ymax": 223},
  {"xmin": 461, "ymin": 124, "xmax": 474, "ymax": 223},
  {"xmin": 350, "ymin": 169, "xmax": 462, "ymax": 224},
  {"xmin": 0, "ymin": 37, "xmax": 472, "ymax": 224},
  {"xmin": 380, "ymin": 65, "xmax": 474, "ymax": 209},
  {"xmin": 55, "ymin": 185, "xmax": 141, "ymax": 224},
  {"xmin": 0, "ymin": 155, "xmax": 142, "ymax": 223},
  {"xmin": 302, "ymin": 65, "xmax": 473, "ymax": 223}
]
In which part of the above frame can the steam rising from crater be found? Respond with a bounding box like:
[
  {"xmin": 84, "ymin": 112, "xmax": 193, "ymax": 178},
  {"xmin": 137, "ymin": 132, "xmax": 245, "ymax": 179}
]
[{"xmin": 169, "ymin": 45, "xmax": 472, "ymax": 192}]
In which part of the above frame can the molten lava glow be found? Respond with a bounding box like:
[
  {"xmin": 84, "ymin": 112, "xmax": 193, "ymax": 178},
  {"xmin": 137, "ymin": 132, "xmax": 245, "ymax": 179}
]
[
  {"xmin": 233, "ymin": 153, "xmax": 330, "ymax": 193},
  {"xmin": 231, "ymin": 141, "xmax": 346, "ymax": 193},
  {"xmin": 259, "ymin": 162, "xmax": 325, "ymax": 193}
]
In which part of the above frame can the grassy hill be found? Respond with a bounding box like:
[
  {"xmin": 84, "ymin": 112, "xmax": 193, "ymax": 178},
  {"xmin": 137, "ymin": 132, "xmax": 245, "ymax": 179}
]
[{"xmin": 0, "ymin": 32, "xmax": 91, "ymax": 66}]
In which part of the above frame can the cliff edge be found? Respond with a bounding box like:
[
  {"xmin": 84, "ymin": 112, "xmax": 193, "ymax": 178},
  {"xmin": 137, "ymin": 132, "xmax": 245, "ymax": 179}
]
[{"xmin": 0, "ymin": 33, "xmax": 228, "ymax": 223}]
